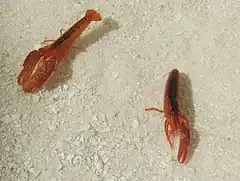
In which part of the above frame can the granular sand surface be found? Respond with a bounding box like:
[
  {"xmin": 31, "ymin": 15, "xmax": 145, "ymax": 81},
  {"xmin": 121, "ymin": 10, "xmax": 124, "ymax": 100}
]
[{"xmin": 1, "ymin": 0, "xmax": 240, "ymax": 180}]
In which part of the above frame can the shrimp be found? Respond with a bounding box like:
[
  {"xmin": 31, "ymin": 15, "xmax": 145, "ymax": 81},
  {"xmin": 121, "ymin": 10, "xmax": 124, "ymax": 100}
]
[
  {"xmin": 145, "ymin": 69, "xmax": 190, "ymax": 163},
  {"xmin": 17, "ymin": 9, "xmax": 102, "ymax": 93}
]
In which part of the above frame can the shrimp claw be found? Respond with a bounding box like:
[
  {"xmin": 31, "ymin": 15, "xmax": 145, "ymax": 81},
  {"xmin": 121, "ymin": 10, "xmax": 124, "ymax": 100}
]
[{"xmin": 177, "ymin": 115, "xmax": 190, "ymax": 163}]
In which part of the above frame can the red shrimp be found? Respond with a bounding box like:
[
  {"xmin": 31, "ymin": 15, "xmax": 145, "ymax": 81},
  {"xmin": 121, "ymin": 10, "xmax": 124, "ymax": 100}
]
[
  {"xmin": 17, "ymin": 9, "xmax": 102, "ymax": 93},
  {"xmin": 145, "ymin": 69, "xmax": 190, "ymax": 163}
]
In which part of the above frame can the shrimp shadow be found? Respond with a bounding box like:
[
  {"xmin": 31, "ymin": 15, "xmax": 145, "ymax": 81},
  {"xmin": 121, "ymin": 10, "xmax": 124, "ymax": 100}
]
[
  {"xmin": 44, "ymin": 17, "xmax": 120, "ymax": 90},
  {"xmin": 180, "ymin": 72, "xmax": 199, "ymax": 163}
]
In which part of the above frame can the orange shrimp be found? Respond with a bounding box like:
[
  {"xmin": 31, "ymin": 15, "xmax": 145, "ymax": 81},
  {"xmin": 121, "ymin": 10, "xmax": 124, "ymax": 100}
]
[
  {"xmin": 17, "ymin": 9, "xmax": 102, "ymax": 93},
  {"xmin": 145, "ymin": 69, "xmax": 190, "ymax": 163}
]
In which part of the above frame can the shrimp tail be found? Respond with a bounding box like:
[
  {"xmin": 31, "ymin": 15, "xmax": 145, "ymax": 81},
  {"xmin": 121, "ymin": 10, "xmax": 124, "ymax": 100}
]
[
  {"xmin": 177, "ymin": 115, "xmax": 190, "ymax": 163},
  {"xmin": 86, "ymin": 9, "xmax": 102, "ymax": 21}
]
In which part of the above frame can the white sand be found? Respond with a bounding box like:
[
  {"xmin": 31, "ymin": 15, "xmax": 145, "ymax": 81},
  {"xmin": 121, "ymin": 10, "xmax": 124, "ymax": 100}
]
[{"xmin": 1, "ymin": 0, "xmax": 240, "ymax": 180}]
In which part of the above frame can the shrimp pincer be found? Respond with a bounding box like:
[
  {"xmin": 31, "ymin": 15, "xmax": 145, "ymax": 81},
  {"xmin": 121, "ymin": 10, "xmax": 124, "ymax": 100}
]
[
  {"xmin": 17, "ymin": 9, "xmax": 102, "ymax": 93},
  {"xmin": 145, "ymin": 69, "xmax": 190, "ymax": 164}
]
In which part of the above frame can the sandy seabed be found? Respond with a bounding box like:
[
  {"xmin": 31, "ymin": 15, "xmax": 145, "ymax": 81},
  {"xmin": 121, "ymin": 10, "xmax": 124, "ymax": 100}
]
[{"xmin": 1, "ymin": 0, "xmax": 240, "ymax": 181}]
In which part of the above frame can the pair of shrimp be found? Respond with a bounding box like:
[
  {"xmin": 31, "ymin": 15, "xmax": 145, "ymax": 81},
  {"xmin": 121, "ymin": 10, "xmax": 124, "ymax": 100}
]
[
  {"xmin": 17, "ymin": 10, "xmax": 190, "ymax": 164},
  {"xmin": 145, "ymin": 69, "xmax": 190, "ymax": 164},
  {"xmin": 17, "ymin": 9, "xmax": 102, "ymax": 93}
]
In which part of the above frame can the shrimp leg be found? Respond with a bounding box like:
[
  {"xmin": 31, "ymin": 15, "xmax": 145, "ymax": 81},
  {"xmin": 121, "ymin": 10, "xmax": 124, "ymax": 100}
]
[
  {"xmin": 144, "ymin": 107, "xmax": 164, "ymax": 113},
  {"xmin": 41, "ymin": 29, "xmax": 66, "ymax": 46},
  {"xmin": 145, "ymin": 107, "xmax": 174, "ymax": 147},
  {"xmin": 41, "ymin": 28, "xmax": 86, "ymax": 52}
]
